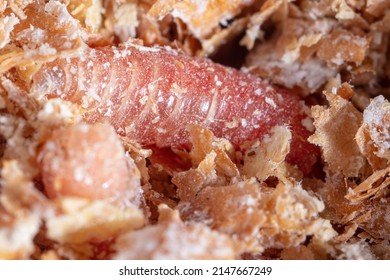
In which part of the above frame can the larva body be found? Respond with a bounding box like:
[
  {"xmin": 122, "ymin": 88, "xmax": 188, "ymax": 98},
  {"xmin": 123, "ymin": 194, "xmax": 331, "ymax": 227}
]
[{"xmin": 33, "ymin": 44, "xmax": 318, "ymax": 174}]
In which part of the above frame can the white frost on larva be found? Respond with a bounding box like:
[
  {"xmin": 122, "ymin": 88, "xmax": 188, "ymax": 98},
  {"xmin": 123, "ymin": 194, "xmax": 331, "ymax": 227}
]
[
  {"xmin": 113, "ymin": 48, "xmax": 132, "ymax": 59},
  {"xmin": 167, "ymin": 96, "xmax": 175, "ymax": 108},
  {"xmin": 70, "ymin": 66, "xmax": 77, "ymax": 74},
  {"xmin": 125, "ymin": 42, "xmax": 161, "ymax": 53},
  {"xmin": 125, "ymin": 124, "xmax": 135, "ymax": 134},
  {"xmin": 239, "ymin": 80, "xmax": 247, "ymax": 86},
  {"xmin": 214, "ymin": 75, "xmax": 222, "ymax": 86},
  {"xmin": 253, "ymin": 109, "xmax": 261, "ymax": 116},
  {"xmin": 254, "ymin": 88, "xmax": 262, "ymax": 96},
  {"xmin": 205, "ymin": 88, "xmax": 218, "ymax": 122},
  {"xmin": 265, "ymin": 97, "xmax": 277, "ymax": 109},
  {"xmin": 225, "ymin": 119, "xmax": 239, "ymax": 129},
  {"xmin": 139, "ymin": 95, "xmax": 148, "ymax": 105},
  {"xmin": 87, "ymin": 88, "xmax": 102, "ymax": 102},
  {"xmin": 152, "ymin": 116, "xmax": 160, "ymax": 124},
  {"xmin": 156, "ymin": 128, "xmax": 167, "ymax": 134},
  {"xmin": 200, "ymin": 100, "xmax": 210, "ymax": 114}
]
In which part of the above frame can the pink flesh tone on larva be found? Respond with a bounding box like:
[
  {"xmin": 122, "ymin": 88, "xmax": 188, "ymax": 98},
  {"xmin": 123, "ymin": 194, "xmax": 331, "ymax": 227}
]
[
  {"xmin": 39, "ymin": 122, "xmax": 140, "ymax": 203},
  {"xmin": 33, "ymin": 43, "xmax": 319, "ymax": 175}
]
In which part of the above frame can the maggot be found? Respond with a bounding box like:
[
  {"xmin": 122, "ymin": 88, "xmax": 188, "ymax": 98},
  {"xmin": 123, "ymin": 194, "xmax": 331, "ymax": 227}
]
[{"xmin": 32, "ymin": 43, "xmax": 319, "ymax": 174}]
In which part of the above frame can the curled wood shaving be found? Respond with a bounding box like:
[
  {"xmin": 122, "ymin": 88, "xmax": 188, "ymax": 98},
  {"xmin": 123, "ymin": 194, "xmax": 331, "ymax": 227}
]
[
  {"xmin": 345, "ymin": 167, "xmax": 390, "ymax": 203},
  {"xmin": 334, "ymin": 211, "xmax": 372, "ymax": 243}
]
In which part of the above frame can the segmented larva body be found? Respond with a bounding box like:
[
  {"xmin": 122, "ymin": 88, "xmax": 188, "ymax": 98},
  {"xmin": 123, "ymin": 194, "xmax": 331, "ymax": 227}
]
[{"xmin": 33, "ymin": 43, "xmax": 318, "ymax": 174}]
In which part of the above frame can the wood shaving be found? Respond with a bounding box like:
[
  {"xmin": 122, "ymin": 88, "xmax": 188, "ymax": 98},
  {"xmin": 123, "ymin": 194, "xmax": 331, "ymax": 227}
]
[
  {"xmin": 46, "ymin": 198, "xmax": 144, "ymax": 244},
  {"xmin": 0, "ymin": 13, "xmax": 19, "ymax": 49},
  {"xmin": 309, "ymin": 85, "xmax": 368, "ymax": 177},
  {"xmin": 317, "ymin": 29, "xmax": 370, "ymax": 66},
  {"xmin": 257, "ymin": 180, "xmax": 336, "ymax": 249},
  {"xmin": 281, "ymin": 245, "xmax": 315, "ymax": 260},
  {"xmin": 0, "ymin": 0, "xmax": 83, "ymax": 74},
  {"xmin": 175, "ymin": 179, "xmax": 265, "ymax": 251},
  {"xmin": 356, "ymin": 95, "xmax": 390, "ymax": 168},
  {"xmin": 0, "ymin": 211, "xmax": 41, "ymax": 259},
  {"xmin": 113, "ymin": 205, "xmax": 237, "ymax": 260},
  {"xmin": 345, "ymin": 167, "xmax": 390, "ymax": 203},
  {"xmin": 187, "ymin": 124, "xmax": 238, "ymax": 178},
  {"xmin": 67, "ymin": 0, "xmax": 103, "ymax": 32},
  {"xmin": 365, "ymin": 0, "xmax": 390, "ymax": 17},
  {"xmin": 240, "ymin": 0, "xmax": 290, "ymax": 50},
  {"xmin": 149, "ymin": 0, "xmax": 254, "ymax": 39},
  {"xmin": 103, "ymin": 0, "xmax": 140, "ymax": 42},
  {"xmin": 246, "ymin": 18, "xmax": 338, "ymax": 94},
  {"xmin": 242, "ymin": 125, "xmax": 291, "ymax": 181}
]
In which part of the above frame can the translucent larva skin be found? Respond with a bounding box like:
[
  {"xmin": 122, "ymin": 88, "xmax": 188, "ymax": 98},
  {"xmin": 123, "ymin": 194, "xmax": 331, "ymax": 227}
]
[{"xmin": 33, "ymin": 44, "xmax": 319, "ymax": 175}]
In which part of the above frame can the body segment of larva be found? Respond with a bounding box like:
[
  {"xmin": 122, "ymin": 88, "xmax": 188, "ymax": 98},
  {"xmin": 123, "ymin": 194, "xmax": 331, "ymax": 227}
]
[{"xmin": 33, "ymin": 43, "xmax": 319, "ymax": 175}]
